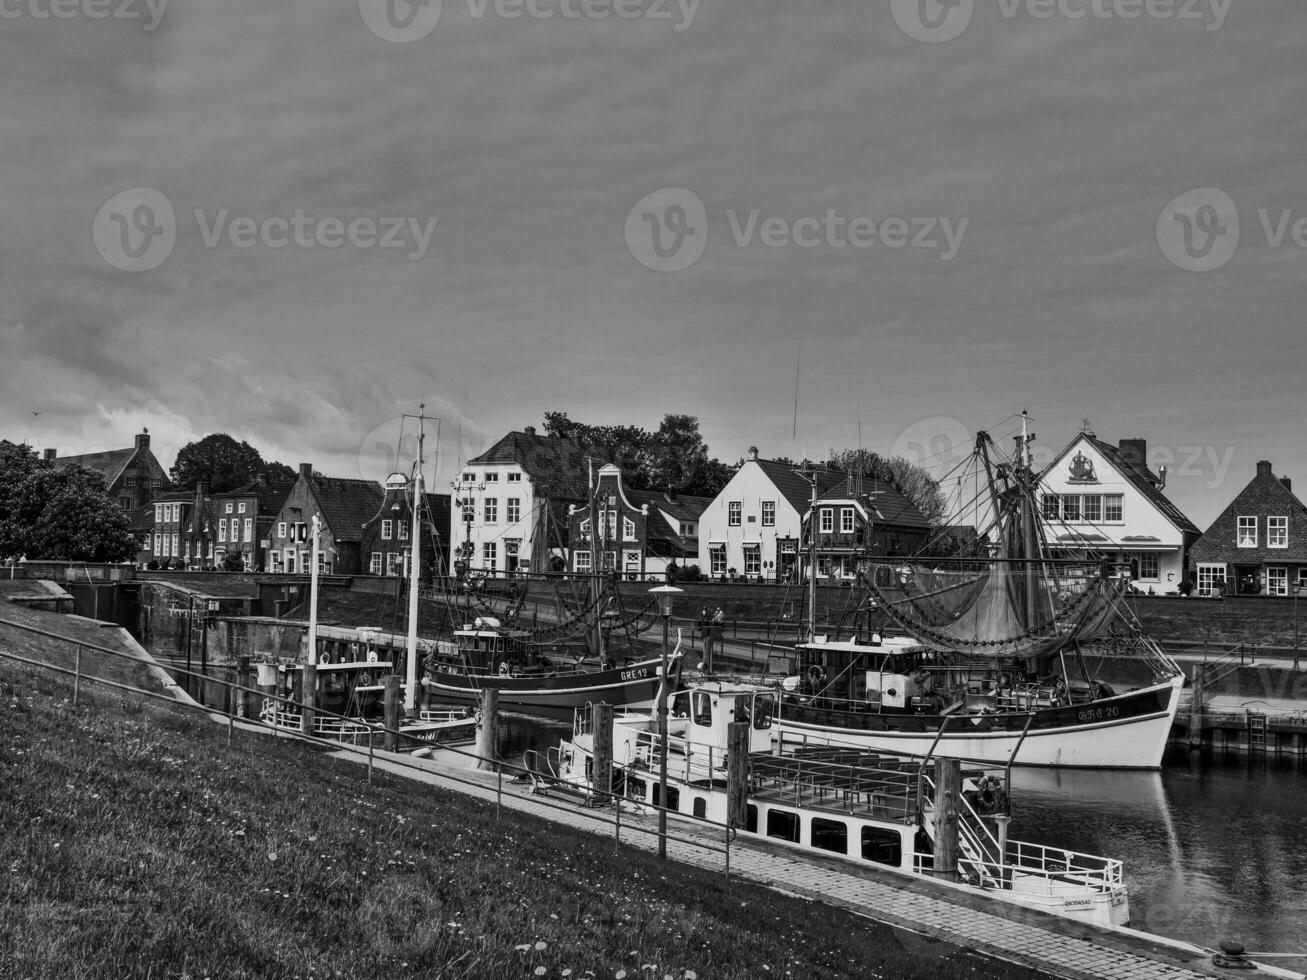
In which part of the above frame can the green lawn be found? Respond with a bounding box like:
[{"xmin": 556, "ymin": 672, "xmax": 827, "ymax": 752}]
[{"xmin": 0, "ymin": 654, "xmax": 1053, "ymax": 980}]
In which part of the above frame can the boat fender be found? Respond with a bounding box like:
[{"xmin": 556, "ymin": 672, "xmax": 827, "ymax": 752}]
[
  {"xmin": 806, "ymin": 665, "xmax": 826, "ymax": 686},
  {"xmin": 358, "ymin": 671, "xmax": 374, "ymax": 688},
  {"xmin": 499, "ymin": 662, "xmax": 510, "ymax": 676},
  {"xmin": 367, "ymin": 651, "xmax": 379, "ymax": 664}
]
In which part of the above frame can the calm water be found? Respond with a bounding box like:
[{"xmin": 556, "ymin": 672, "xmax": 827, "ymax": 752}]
[{"xmin": 169, "ymin": 665, "xmax": 1307, "ymax": 957}]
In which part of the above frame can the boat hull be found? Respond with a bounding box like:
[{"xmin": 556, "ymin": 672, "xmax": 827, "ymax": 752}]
[
  {"xmin": 424, "ymin": 655, "xmax": 676, "ymax": 720},
  {"xmin": 777, "ymin": 675, "xmax": 1183, "ymax": 769}
]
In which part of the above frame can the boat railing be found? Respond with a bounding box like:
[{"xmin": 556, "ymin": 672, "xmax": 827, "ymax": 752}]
[
  {"xmin": 749, "ymin": 754, "xmax": 922, "ymax": 820},
  {"xmin": 259, "ymin": 699, "xmax": 378, "ymax": 742}
]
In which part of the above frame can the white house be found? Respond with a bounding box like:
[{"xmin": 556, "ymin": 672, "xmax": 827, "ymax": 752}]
[
  {"xmin": 698, "ymin": 449, "xmax": 846, "ymax": 582},
  {"xmin": 1037, "ymin": 433, "xmax": 1199, "ymax": 592}
]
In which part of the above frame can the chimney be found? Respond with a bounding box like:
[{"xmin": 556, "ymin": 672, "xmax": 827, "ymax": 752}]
[
  {"xmin": 299, "ymin": 463, "xmax": 313, "ymax": 481},
  {"xmin": 748, "ymin": 446, "xmax": 759, "ymax": 461},
  {"xmin": 1257, "ymin": 460, "xmax": 1273, "ymax": 479},
  {"xmin": 135, "ymin": 428, "xmax": 150, "ymax": 452},
  {"xmin": 1281, "ymin": 476, "xmax": 1293, "ymax": 493},
  {"xmin": 1118, "ymin": 438, "xmax": 1147, "ymax": 472},
  {"xmin": 43, "ymin": 448, "xmax": 57, "ymax": 461},
  {"xmin": 524, "ymin": 425, "xmax": 536, "ymax": 436}
]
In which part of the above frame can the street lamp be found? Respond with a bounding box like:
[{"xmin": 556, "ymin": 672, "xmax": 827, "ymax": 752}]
[{"xmin": 648, "ymin": 584, "xmax": 683, "ymax": 860}]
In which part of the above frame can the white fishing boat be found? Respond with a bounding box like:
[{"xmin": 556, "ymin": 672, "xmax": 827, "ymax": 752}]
[
  {"xmin": 775, "ymin": 414, "xmax": 1185, "ymax": 769},
  {"xmin": 546, "ymin": 679, "xmax": 1131, "ymax": 928}
]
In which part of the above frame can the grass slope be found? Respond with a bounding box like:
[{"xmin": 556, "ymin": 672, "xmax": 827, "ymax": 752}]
[{"xmin": 0, "ymin": 657, "xmax": 1052, "ymax": 980}]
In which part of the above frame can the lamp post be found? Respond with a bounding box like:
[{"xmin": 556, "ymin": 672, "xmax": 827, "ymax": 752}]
[
  {"xmin": 1294, "ymin": 584, "xmax": 1302, "ymax": 670},
  {"xmin": 649, "ymin": 584, "xmax": 683, "ymax": 860}
]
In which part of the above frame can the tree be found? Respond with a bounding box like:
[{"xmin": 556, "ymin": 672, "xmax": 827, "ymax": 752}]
[
  {"xmin": 221, "ymin": 551, "xmax": 245, "ymax": 572},
  {"xmin": 171, "ymin": 433, "xmax": 285, "ymax": 493},
  {"xmin": 0, "ymin": 442, "xmax": 135, "ymax": 562},
  {"xmin": 828, "ymin": 447, "xmax": 948, "ymax": 527}
]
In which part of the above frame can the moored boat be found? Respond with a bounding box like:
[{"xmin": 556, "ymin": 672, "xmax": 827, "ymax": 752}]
[{"xmin": 547, "ymin": 680, "xmax": 1130, "ymax": 927}]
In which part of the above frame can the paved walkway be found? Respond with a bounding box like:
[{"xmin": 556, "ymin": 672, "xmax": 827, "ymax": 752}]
[{"xmin": 328, "ymin": 743, "xmax": 1297, "ymax": 980}]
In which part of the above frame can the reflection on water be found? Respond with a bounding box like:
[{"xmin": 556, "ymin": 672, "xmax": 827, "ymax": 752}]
[{"xmin": 1011, "ymin": 755, "xmax": 1307, "ymax": 954}]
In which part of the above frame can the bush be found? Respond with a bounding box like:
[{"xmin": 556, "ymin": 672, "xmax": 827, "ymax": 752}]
[{"xmin": 679, "ymin": 563, "xmax": 702, "ymax": 582}]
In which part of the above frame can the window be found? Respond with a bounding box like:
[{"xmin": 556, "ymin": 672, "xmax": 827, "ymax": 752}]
[
  {"xmin": 1237, "ymin": 516, "xmax": 1257, "ymax": 548},
  {"xmin": 575, "ymin": 550, "xmax": 591, "ymax": 572},
  {"xmin": 153, "ymin": 533, "xmax": 161, "ymax": 553},
  {"xmin": 1104, "ymin": 495, "xmax": 1123, "ymax": 522},
  {"xmin": 381, "ymin": 519, "xmax": 393, "ymax": 540},
  {"xmin": 369, "ymin": 552, "xmax": 381, "ymax": 575},
  {"xmin": 484, "ymin": 471, "xmax": 499, "ymax": 482},
  {"xmin": 680, "ymin": 522, "xmax": 694, "ymax": 537},
  {"xmin": 579, "ymin": 517, "xmax": 591, "ymax": 534},
  {"xmin": 278, "ymin": 522, "xmax": 287, "ymax": 539},
  {"xmin": 506, "ymin": 498, "xmax": 520, "ymax": 524},
  {"xmin": 224, "ymin": 502, "xmax": 233, "ymax": 514},
  {"xmin": 1269, "ymin": 516, "xmax": 1288, "ymax": 549},
  {"xmin": 762, "ymin": 501, "xmax": 775, "ymax": 527},
  {"xmin": 766, "ymin": 809, "xmax": 801, "ymax": 843},
  {"xmin": 600, "ymin": 551, "xmax": 616, "ymax": 571},
  {"xmin": 507, "ymin": 472, "xmax": 521, "ymax": 482},
  {"xmin": 743, "ymin": 543, "xmax": 761, "ymax": 576},
  {"xmin": 386, "ymin": 553, "xmax": 400, "ymax": 576},
  {"xmin": 1268, "ymin": 567, "xmax": 1288, "ymax": 596},
  {"xmin": 461, "ymin": 472, "xmax": 474, "ymax": 483},
  {"xmin": 861, "ymin": 827, "xmax": 903, "ymax": 866},
  {"xmin": 1061, "ymin": 495, "xmax": 1081, "ymax": 522},
  {"xmin": 1082, "ymin": 494, "xmax": 1102, "ymax": 523},
  {"xmin": 1197, "ymin": 563, "xmax": 1225, "ymax": 597},
  {"xmin": 624, "ymin": 550, "xmax": 640, "ymax": 572},
  {"xmin": 460, "ymin": 497, "xmax": 475, "ymax": 522},
  {"xmin": 125, "ymin": 476, "xmax": 137, "ymax": 489},
  {"xmin": 207, "ymin": 542, "xmax": 214, "ymax": 559},
  {"xmin": 484, "ymin": 498, "xmax": 497, "ymax": 523},
  {"xmin": 243, "ymin": 518, "xmax": 252, "ymax": 541},
  {"xmin": 692, "ymin": 691, "xmax": 713, "ymax": 726},
  {"xmin": 840, "ymin": 508, "xmax": 855, "ymax": 534},
  {"xmin": 811, "ymin": 818, "xmax": 848, "ymax": 855},
  {"xmin": 652, "ymin": 784, "xmax": 679, "ymax": 811},
  {"xmin": 752, "ymin": 693, "xmax": 775, "ymax": 729},
  {"xmin": 482, "ymin": 541, "xmax": 497, "ymax": 568},
  {"xmin": 238, "ymin": 502, "xmax": 246, "ymax": 514},
  {"xmin": 819, "ymin": 509, "xmax": 834, "ymax": 534},
  {"xmin": 709, "ymin": 544, "xmax": 726, "ymax": 576},
  {"xmin": 317, "ymin": 552, "xmax": 329, "ymax": 574},
  {"xmin": 155, "ymin": 505, "xmax": 163, "ymax": 522},
  {"xmin": 171, "ymin": 533, "xmax": 178, "ymax": 556},
  {"xmin": 623, "ymin": 517, "xmax": 636, "ymax": 541},
  {"xmin": 218, "ymin": 522, "xmax": 227, "ymax": 543},
  {"xmin": 728, "ymin": 501, "xmax": 742, "ymax": 526},
  {"xmin": 1138, "ymin": 553, "xmax": 1159, "ymax": 581},
  {"xmin": 398, "ymin": 520, "xmax": 409, "ymax": 540}
]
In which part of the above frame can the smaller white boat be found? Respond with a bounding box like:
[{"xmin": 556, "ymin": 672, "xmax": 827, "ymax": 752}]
[
  {"xmin": 259, "ymin": 660, "xmax": 476, "ymax": 746},
  {"xmin": 548, "ymin": 680, "xmax": 1130, "ymax": 928}
]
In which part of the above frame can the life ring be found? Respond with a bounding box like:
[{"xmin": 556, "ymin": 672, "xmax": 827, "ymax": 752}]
[
  {"xmin": 806, "ymin": 664, "xmax": 826, "ymax": 687},
  {"xmin": 357, "ymin": 671, "xmax": 374, "ymax": 688}
]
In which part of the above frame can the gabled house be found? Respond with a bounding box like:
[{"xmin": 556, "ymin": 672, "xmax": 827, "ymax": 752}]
[
  {"xmin": 1036, "ymin": 433, "xmax": 1199, "ymax": 592},
  {"xmin": 454, "ymin": 427, "xmax": 595, "ymax": 575},
  {"xmin": 265, "ymin": 464, "xmax": 385, "ymax": 575},
  {"xmin": 804, "ymin": 476, "xmax": 931, "ymax": 580},
  {"xmin": 210, "ymin": 476, "xmax": 296, "ymax": 571},
  {"xmin": 148, "ymin": 482, "xmax": 217, "ymax": 569},
  {"xmin": 45, "ymin": 429, "xmax": 168, "ymax": 512},
  {"xmin": 363, "ymin": 480, "xmax": 453, "ymax": 579},
  {"xmin": 563, "ymin": 465, "xmax": 710, "ymax": 581},
  {"xmin": 1189, "ymin": 460, "xmax": 1307, "ymax": 597},
  {"xmin": 698, "ymin": 449, "xmax": 847, "ymax": 583}
]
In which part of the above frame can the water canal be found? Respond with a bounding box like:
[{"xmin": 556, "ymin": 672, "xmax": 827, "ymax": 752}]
[{"xmin": 169, "ymin": 664, "xmax": 1307, "ymax": 959}]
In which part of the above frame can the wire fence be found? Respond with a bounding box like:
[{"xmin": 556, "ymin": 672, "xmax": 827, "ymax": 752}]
[{"xmin": 0, "ymin": 615, "xmax": 742, "ymax": 876}]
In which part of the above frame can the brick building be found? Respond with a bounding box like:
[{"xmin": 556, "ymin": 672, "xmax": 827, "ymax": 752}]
[
  {"xmin": 806, "ymin": 475, "xmax": 931, "ymax": 580},
  {"xmin": 1190, "ymin": 460, "xmax": 1307, "ymax": 597},
  {"xmin": 265, "ymin": 464, "xmax": 385, "ymax": 575},
  {"xmin": 363, "ymin": 479, "xmax": 453, "ymax": 579},
  {"xmin": 46, "ymin": 429, "xmax": 168, "ymax": 512},
  {"xmin": 211, "ymin": 476, "xmax": 296, "ymax": 571}
]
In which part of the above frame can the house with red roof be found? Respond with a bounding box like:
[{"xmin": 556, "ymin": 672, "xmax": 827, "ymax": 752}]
[{"xmin": 265, "ymin": 464, "xmax": 385, "ymax": 575}]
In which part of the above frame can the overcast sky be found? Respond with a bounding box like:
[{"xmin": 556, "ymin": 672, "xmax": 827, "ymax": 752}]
[{"xmin": 2, "ymin": 0, "xmax": 1303, "ymax": 527}]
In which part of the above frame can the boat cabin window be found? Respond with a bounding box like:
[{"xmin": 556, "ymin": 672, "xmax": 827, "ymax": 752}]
[
  {"xmin": 626, "ymin": 776, "xmax": 646, "ymax": 801},
  {"xmin": 670, "ymin": 691, "xmax": 691, "ymax": 719},
  {"xmin": 752, "ymin": 693, "xmax": 776, "ymax": 730},
  {"xmin": 766, "ymin": 809, "xmax": 801, "ymax": 843},
  {"xmin": 811, "ymin": 817, "xmax": 848, "ymax": 855},
  {"xmin": 653, "ymin": 784, "xmax": 679, "ymax": 811},
  {"xmin": 692, "ymin": 797, "xmax": 706, "ymax": 819},
  {"xmin": 745, "ymin": 804, "xmax": 758, "ymax": 833},
  {"xmin": 861, "ymin": 827, "xmax": 903, "ymax": 866},
  {"xmin": 692, "ymin": 692, "xmax": 713, "ymax": 727}
]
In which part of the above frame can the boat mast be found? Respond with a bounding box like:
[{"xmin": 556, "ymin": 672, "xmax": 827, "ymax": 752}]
[
  {"xmin": 405, "ymin": 405, "xmax": 426, "ymax": 717},
  {"xmin": 804, "ymin": 461, "xmax": 818, "ymax": 642}
]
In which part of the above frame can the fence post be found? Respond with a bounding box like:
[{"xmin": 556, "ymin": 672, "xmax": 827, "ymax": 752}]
[
  {"xmin": 73, "ymin": 644, "xmax": 82, "ymax": 706},
  {"xmin": 496, "ymin": 764, "xmax": 503, "ymax": 821}
]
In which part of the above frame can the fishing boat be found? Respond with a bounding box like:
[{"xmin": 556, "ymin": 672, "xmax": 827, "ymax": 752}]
[
  {"xmin": 775, "ymin": 415, "xmax": 1185, "ymax": 769},
  {"xmin": 422, "ymin": 614, "xmax": 682, "ymax": 720},
  {"xmin": 545, "ymin": 678, "xmax": 1130, "ymax": 927},
  {"xmin": 258, "ymin": 659, "xmax": 476, "ymax": 744}
]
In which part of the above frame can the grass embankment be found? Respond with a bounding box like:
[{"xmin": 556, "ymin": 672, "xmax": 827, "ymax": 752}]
[{"xmin": 0, "ymin": 657, "xmax": 1052, "ymax": 980}]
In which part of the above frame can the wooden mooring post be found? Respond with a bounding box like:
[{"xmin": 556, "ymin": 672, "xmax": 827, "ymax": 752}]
[
  {"xmin": 475, "ymin": 688, "xmax": 499, "ymax": 772},
  {"xmin": 932, "ymin": 758, "xmax": 961, "ymax": 884},
  {"xmin": 591, "ymin": 703, "xmax": 614, "ymax": 805},
  {"xmin": 299, "ymin": 664, "xmax": 316, "ymax": 739},
  {"xmin": 726, "ymin": 722, "xmax": 749, "ymax": 830},
  {"xmin": 384, "ymin": 676, "xmax": 402, "ymax": 752},
  {"xmin": 1188, "ymin": 666, "xmax": 1206, "ymax": 750}
]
